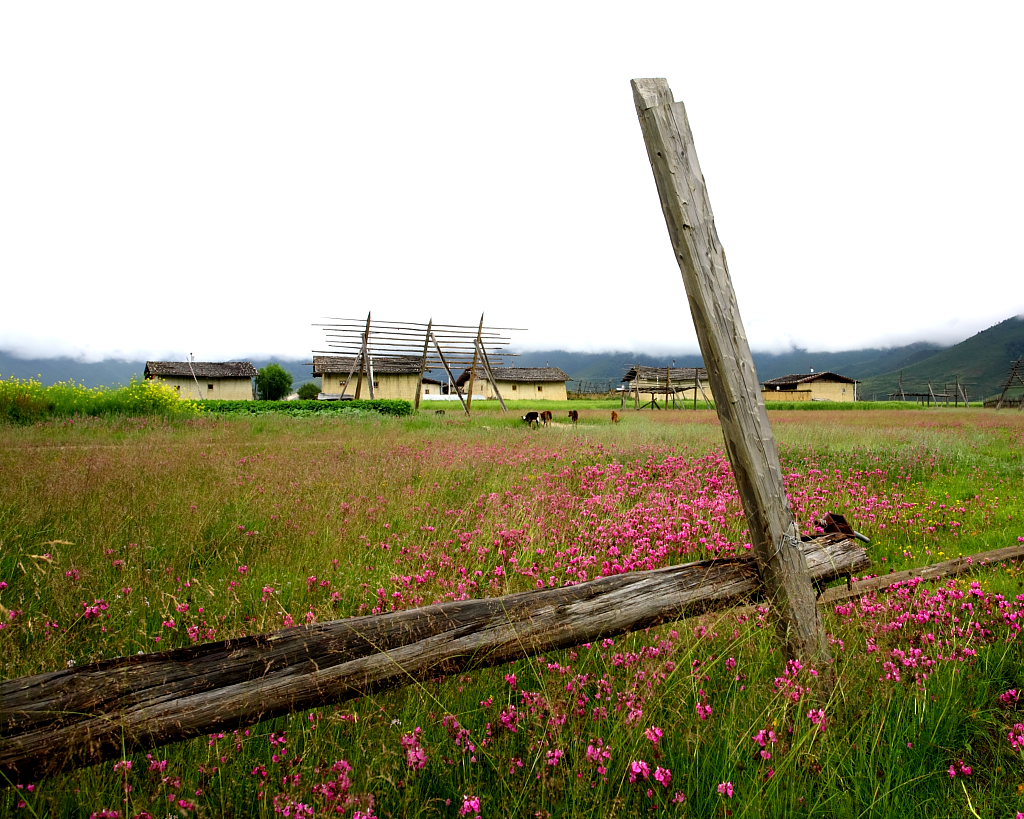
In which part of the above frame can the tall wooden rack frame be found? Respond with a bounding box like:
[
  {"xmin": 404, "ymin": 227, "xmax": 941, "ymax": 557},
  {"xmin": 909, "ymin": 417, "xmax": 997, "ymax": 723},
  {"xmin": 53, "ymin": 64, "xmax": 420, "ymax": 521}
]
[
  {"xmin": 995, "ymin": 357, "xmax": 1024, "ymax": 409},
  {"xmin": 312, "ymin": 313, "xmax": 525, "ymax": 414}
]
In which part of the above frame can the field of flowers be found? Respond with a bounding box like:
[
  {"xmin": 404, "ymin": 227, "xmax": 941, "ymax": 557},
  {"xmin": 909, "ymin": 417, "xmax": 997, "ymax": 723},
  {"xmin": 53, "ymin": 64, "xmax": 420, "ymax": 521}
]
[
  {"xmin": 1, "ymin": 407, "xmax": 1023, "ymax": 817},
  {"xmin": 0, "ymin": 376, "xmax": 199, "ymax": 423}
]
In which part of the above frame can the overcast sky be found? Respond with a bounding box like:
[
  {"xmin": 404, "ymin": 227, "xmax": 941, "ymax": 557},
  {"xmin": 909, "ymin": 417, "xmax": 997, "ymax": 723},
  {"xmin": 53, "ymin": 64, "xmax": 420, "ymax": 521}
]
[{"xmin": 2, "ymin": 2, "xmax": 1022, "ymax": 363}]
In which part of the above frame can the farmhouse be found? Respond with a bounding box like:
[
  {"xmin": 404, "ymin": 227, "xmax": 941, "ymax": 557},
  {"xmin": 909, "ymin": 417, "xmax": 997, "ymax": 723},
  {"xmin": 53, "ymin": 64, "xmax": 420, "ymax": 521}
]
[
  {"xmin": 761, "ymin": 371, "xmax": 858, "ymax": 402},
  {"xmin": 420, "ymin": 377, "xmax": 444, "ymax": 397},
  {"xmin": 455, "ymin": 366, "xmax": 571, "ymax": 401},
  {"xmin": 144, "ymin": 361, "xmax": 257, "ymax": 400},
  {"xmin": 313, "ymin": 355, "xmax": 428, "ymax": 401},
  {"xmin": 621, "ymin": 364, "xmax": 713, "ymax": 408}
]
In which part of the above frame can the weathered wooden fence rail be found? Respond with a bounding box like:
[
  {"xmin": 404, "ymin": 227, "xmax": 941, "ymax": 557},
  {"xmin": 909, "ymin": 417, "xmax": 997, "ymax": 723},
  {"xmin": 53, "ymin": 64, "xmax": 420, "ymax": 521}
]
[
  {"xmin": 820, "ymin": 543, "xmax": 1024, "ymax": 604},
  {"xmin": 1, "ymin": 535, "xmax": 866, "ymax": 782}
]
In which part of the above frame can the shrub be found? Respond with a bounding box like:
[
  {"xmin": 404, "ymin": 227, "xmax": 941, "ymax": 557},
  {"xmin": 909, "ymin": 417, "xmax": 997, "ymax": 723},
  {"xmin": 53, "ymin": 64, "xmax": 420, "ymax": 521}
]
[
  {"xmin": 296, "ymin": 381, "xmax": 321, "ymax": 401},
  {"xmin": 255, "ymin": 364, "xmax": 293, "ymax": 401},
  {"xmin": 199, "ymin": 399, "xmax": 414, "ymax": 416}
]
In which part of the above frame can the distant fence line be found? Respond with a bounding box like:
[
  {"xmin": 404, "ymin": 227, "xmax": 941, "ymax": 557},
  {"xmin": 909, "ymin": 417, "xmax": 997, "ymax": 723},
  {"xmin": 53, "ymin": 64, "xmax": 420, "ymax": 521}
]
[{"xmin": 567, "ymin": 379, "xmax": 620, "ymax": 396}]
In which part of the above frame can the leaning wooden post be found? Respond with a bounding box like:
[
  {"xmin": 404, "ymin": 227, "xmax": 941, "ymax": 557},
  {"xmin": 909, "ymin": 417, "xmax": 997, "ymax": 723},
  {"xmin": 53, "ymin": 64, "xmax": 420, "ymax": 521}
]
[
  {"xmin": 431, "ymin": 332, "xmax": 470, "ymax": 416},
  {"xmin": 477, "ymin": 339, "xmax": 508, "ymax": 411},
  {"xmin": 465, "ymin": 313, "xmax": 484, "ymax": 412},
  {"xmin": 354, "ymin": 312, "xmax": 371, "ymax": 400},
  {"xmin": 632, "ymin": 78, "xmax": 828, "ymax": 662},
  {"xmin": 413, "ymin": 319, "xmax": 433, "ymax": 410}
]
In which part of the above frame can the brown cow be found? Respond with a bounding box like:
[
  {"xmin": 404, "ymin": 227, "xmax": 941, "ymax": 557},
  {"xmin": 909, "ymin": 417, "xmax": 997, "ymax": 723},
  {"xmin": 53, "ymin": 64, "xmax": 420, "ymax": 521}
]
[
  {"xmin": 540, "ymin": 410, "xmax": 553, "ymax": 426},
  {"xmin": 567, "ymin": 409, "xmax": 579, "ymax": 425},
  {"xmin": 610, "ymin": 411, "xmax": 620, "ymax": 423}
]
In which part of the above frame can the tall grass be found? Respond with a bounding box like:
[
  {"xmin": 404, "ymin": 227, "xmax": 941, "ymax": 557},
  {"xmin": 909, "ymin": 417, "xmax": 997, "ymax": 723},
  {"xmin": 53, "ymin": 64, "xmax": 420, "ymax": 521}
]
[{"xmin": 1, "ymin": 408, "xmax": 1023, "ymax": 817}]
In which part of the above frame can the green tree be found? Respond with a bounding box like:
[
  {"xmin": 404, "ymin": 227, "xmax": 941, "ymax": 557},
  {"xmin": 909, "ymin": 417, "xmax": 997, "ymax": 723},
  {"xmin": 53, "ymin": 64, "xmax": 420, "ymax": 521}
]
[
  {"xmin": 296, "ymin": 381, "xmax": 320, "ymax": 401},
  {"xmin": 255, "ymin": 364, "xmax": 293, "ymax": 401}
]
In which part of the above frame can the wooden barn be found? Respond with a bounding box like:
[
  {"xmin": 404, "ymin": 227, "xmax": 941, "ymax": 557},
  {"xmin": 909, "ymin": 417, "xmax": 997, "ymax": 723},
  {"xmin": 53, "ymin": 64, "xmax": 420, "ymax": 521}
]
[
  {"xmin": 761, "ymin": 371, "xmax": 858, "ymax": 402},
  {"xmin": 621, "ymin": 364, "xmax": 713, "ymax": 408},
  {"xmin": 313, "ymin": 355, "xmax": 429, "ymax": 401},
  {"xmin": 144, "ymin": 361, "xmax": 257, "ymax": 400},
  {"xmin": 455, "ymin": 366, "xmax": 571, "ymax": 401}
]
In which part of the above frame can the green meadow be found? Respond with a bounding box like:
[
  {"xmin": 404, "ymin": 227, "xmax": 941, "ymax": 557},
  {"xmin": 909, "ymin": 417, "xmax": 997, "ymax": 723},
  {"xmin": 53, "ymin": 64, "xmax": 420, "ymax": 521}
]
[{"xmin": 1, "ymin": 393, "xmax": 1023, "ymax": 817}]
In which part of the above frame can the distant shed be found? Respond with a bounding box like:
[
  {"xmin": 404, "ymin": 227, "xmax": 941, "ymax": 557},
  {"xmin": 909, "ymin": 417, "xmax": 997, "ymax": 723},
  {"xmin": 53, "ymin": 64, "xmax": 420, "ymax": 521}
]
[
  {"xmin": 761, "ymin": 372, "xmax": 858, "ymax": 402},
  {"xmin": 456, "ymin": 366, "xmax": 571, "ymax": 401},
  {"xmin": 144, "ymin": 361, "xmax": 257, "ymax": 400},
  {"xmin": 621, "ymin": 364, "xmax": 713, "ymax": 408}
]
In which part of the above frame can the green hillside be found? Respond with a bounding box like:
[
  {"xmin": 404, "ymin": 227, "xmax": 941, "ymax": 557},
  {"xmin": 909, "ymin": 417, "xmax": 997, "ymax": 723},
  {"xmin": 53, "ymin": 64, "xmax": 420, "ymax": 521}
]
[{"xmin": 857, "ymin": 316, "xmax": 1024, "ymax": 401}]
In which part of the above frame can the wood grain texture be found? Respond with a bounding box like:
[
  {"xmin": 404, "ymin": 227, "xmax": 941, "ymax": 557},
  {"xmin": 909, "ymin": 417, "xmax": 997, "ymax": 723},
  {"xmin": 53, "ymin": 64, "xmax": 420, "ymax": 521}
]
[
  {"xmin": 631, "ymin": 78, "xmax": 826, "ymax": 661},
  {"xmin": 1, "ymin": 536, "xmax": 866, "ymax": 782},
  {"xmin": 820, "ymin": 544, "xmax": 1024, "ymax": 604}
]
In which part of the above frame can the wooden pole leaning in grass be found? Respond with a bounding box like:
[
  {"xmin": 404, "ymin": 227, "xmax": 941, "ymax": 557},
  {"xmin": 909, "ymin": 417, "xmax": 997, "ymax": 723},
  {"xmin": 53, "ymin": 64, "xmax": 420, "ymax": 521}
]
[
  {"xmin": 477, "ymin": 338, "xmax": 507, "ymax": 411},
  {"xmin": 465, "ymin": 313, "xmax": 484, "ymax": 414},
  {"xmin": 0, "ymin": 535, "xmax": 867, "ymax": 782},
  {"xmin": 431, "ymin": 332, "xmax": 470, "ymax": 415},
  {"xmin": 353, "ymin": 312, "xmax": 371, "ymax": 400},
  {"xmin": 632, "ymin": 78, "xmax": 827, "ymax": 662},
  {"xmin": 413, "ymin": 319, "xmax": 433, "ymax": 410}
]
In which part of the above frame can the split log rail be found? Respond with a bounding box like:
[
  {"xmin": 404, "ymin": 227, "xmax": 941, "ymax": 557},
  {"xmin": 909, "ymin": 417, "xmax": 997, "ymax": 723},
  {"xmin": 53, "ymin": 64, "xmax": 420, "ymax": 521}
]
[{"xmin": 1, "ymin": 535, "xmax": 868, "ymax": 783}]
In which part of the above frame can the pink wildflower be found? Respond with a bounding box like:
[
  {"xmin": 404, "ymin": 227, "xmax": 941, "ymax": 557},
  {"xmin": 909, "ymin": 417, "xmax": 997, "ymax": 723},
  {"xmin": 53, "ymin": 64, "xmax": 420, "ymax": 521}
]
[
  {"xmin": 400, "ymin": 728, "xmax": 428, "ymax": 770},
  {"xmin": 629, "ymin": 760, "xmax": 651, "ymax": 783},
  {"xmin": 717, "ymin": 781, "xmax": 734, "ymax": 798},
  {"xmin": 654, "ymin": 766, "xmax": 672, "ymax": 787},
  {"xmin": 1010, "ymin": 723, "xmax": 1024, "ymax": 750},
  {"xmin": 459, "ymin": 794, "xmax": 481, "ymax": 817}
]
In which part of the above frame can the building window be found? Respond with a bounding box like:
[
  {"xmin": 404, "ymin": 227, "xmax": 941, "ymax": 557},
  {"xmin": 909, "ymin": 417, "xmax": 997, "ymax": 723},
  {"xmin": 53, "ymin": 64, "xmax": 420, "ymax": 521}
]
[
  {"xmin": 538, "ymin": 385, "xmax": 543, "ymax": 392},
  {"xmin": 208, "ymin": 384, "xmax": 214, "ymax": 391},
  {"xmin": 511, "ymin": 384, "xmax": 517, "ymax": 391}
]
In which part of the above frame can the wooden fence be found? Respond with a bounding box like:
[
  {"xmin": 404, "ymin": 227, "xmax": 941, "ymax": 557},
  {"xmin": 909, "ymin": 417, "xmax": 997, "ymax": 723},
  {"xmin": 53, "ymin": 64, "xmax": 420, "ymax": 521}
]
[{"xmin": 1, "ymin": 534, "xmax": 866, "ymax": 782}]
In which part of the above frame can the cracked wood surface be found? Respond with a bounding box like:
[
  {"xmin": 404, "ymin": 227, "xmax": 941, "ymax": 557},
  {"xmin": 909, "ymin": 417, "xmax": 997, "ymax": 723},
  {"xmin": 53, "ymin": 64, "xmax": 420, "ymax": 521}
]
[{"xmin": 1, "ymin": 535, "xmax": 866, "ymax": 782}]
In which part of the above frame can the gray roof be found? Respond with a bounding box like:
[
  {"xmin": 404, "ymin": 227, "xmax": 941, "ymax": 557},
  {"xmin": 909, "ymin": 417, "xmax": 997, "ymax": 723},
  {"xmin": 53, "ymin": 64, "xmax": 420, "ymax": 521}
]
[
  {"xmin": 144, "ymin": 361, "xmax": 257, "ymax": 379},
  {"xmin": 762, "ymin": 372, "xmax": 857, "ymax": 387},
  {"xmin": 455, "ymin": 366, "xmax": 571, "ymax": 387},
  {"xmin": 312, "ymin": 355, "xmax": 423, "ymax": 376}
]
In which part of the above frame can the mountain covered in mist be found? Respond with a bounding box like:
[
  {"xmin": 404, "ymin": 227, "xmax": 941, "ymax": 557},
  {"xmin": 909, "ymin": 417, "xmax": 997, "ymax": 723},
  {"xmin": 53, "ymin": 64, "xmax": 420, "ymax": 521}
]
[
  {"xmin": 855, "ymin": 315, "xmax": 1024, "ymax": 401},
  {"xmin": 2, "ymin": 315, "xmax": 1022, "ymax": 400}
]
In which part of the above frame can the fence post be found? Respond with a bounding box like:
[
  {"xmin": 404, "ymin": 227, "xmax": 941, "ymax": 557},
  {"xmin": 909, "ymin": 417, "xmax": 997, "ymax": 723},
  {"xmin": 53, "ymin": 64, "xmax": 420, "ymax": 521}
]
[{"xmin": 632, "ymin": 78, "xmax": 828, "ymax": 662}]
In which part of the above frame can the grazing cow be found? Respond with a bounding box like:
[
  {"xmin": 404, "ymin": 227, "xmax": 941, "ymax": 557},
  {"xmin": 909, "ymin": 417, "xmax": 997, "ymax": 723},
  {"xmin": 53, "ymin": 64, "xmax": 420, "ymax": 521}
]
[
  {"xmin": 540, "ymin": 410, "xmax": 553, "ymax": 426},
  {"xmin": 611, "ymin": 410, "xmax": 620, "ymax": 424},
  {"xmin": 434, "ymin": 409, "xmax": 446, "ymax": 416},
  {"xmin": 522, "ymin": 411, "xmax": 540, "ymax": 428},
  {"xmin": 568, "ymin": 409, "xmax": 579, "ymax": 425}
]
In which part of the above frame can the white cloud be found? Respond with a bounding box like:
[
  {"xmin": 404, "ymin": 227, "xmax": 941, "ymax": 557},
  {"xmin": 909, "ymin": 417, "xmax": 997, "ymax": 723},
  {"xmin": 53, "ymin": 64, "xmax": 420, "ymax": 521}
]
[{"xmin": 1, "ymin": 1, "xmax": 1021, "ymax": 362}]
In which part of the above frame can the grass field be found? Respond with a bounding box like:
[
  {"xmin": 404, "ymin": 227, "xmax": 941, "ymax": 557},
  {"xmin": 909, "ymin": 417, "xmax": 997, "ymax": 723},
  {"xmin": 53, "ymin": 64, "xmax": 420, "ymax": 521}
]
[{"xmin": 2, "ymin": 405, "xmax": 1024, "ymax": 817}]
